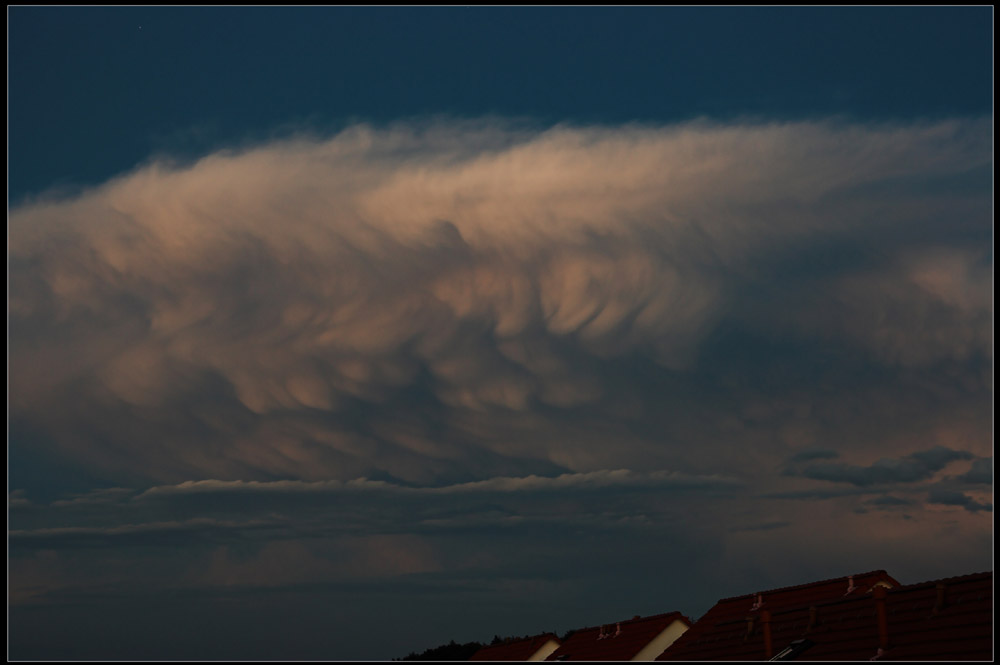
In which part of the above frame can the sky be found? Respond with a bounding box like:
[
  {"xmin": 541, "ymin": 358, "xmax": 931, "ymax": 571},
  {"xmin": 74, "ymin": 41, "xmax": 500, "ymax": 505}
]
[{"xmin": 7, "ymin": 6, "xmax": 994, "ymax": 661}]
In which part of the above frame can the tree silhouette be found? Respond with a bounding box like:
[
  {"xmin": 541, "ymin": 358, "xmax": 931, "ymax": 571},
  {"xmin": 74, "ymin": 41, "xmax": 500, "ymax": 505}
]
[{"xmin": 396, "ymin": 639, "xmax": 484, "ymax": 661}]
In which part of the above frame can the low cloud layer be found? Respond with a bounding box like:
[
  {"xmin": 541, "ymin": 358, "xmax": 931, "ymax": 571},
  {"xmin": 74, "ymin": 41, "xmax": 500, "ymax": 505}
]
[
  {"xmin": 10, "ymin": 119, "xmax": 992, "ymax": 490},
  {"xmin": 135, "ymin": 468, "xmax": 738, "ymax": 498},
  {"xmin": 786, "ymin": 445, "xmax": 975, "ymax": 487}
]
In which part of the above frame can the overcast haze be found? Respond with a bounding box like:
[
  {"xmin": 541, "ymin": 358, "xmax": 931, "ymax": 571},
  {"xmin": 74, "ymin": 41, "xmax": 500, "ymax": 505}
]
[{"xmin": 8, "ymin": 7, "xmax": 993, "ymax": 661}]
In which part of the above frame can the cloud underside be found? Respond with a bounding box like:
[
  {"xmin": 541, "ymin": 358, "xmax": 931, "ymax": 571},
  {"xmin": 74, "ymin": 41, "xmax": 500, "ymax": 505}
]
[{"xmin": 9, "ymin": 118, "xmax": 992, "ymax": 486}]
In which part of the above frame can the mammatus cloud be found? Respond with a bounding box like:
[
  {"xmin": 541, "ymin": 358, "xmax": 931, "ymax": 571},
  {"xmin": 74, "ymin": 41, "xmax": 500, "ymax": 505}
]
[
  {"xmin": 9, "ymin": 119, "xmax": 992, "ymax": 485},
  {"xmin": 793, "ymin": 248, "xmax": 993, "ymax": 368}
]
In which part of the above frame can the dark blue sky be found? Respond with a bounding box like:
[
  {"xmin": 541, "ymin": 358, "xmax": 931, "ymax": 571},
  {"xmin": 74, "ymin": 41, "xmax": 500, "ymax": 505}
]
[
  {"xmin": 9, "ymin": 6, "xmax": 992, "ymax": 203},
  {"xmin": 8, "ymin": 7, "xmax": 993, "ymax": 661}
]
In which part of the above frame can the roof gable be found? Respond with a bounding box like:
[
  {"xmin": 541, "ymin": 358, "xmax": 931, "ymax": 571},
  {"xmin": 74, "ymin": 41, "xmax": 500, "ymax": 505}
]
[
  {"xmin": 469, "ymin": 633, "xmax": 560, "ymax": 661},
  {"xmin": 546, "ymin": 612, "xmax": 690, "ymax": 661}
]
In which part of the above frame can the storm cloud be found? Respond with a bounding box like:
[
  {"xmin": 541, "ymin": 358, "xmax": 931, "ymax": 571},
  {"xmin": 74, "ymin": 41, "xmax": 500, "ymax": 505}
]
[
  {"xmin": 9, "ymin": 119, "xmax": 992, "ymax": 490},
  {"xmin": 9, "ymin": 120, "xmax": 993, "ymax": 660},
  {"xmin": 8, "ymin": 5, "xmax": 994, "ymax": 660}
]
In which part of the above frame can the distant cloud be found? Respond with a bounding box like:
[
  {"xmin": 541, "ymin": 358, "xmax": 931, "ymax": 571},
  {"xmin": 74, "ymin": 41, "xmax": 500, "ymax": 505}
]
[
  {"xmin": 136, "ymin": 469, "xmax": 739, "ymax": 499},
  {"xmin": 957, "ymin": 457, "xmax": 993, "ymax": 484},
  {"xmin": 787, "ymin": 446, "xmax": 974, "ymax": 487},
  {"xmin": 908, "ymin": 446, "xmax": 977, "ymax": 470},
  {"xmin": 926, "ymin": 489, "xmax": 992, "ymax": 513}
]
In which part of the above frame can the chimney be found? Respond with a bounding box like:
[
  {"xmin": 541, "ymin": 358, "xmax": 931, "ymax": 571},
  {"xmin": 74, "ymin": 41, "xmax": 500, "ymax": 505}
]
[
  {"xmin": 806, "ymin": 605, "xmax": 818, "ymax": 633},
  {"xmin": 874, "ymin": 585, "xmax": 889, "ymax": 650},
  {"xmin": 761, "ymin": 610, "xmax": 773, "ymax": 659}
]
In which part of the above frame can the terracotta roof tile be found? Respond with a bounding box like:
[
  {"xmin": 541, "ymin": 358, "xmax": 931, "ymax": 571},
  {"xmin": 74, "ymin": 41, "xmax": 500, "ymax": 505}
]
[{"xmin": 545, "ymin": 612, "xmax": 691, "ymax": 661}]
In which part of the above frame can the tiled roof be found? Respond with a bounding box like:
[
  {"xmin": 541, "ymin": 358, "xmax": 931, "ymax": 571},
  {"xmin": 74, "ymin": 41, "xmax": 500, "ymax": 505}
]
[
  {"xmin": 658, "ymin": 570, "xmax": 898, "ymax": 661},
  {"xmin": 796, "ymin": 571, "xmax": 993, "ymax": 661},
  {"xmin": 658, "ymin": 570, "xmax": 992, "ymax": 661},
  {"xmin": 545, "ymin": 612, "xmax": 691, "ymax": 662},
  {"xmin": 468, "ymin": 633, "xmax": 560, "ymax": 661}
]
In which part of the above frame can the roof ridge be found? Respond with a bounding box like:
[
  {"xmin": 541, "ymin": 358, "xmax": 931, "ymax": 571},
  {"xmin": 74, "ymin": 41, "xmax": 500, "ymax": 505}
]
[
  {"xmin": 707, "ymin": 570, "xmax": 994, "ymax": 620},
  {"xmin": 713, "ymin": 570, "xmax": 893, "ymax": 602},
  {"xmin": 566, "ymin": 611, "xmax": 688, "ymax": 634},
  {"xmin": 891, "ymin": 570, "xmax": 993, "ymax": 591}
]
